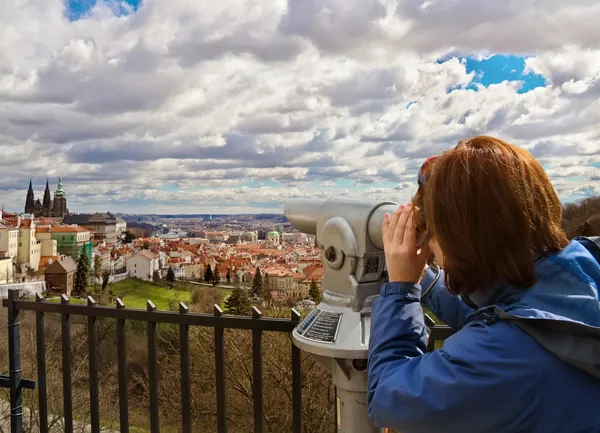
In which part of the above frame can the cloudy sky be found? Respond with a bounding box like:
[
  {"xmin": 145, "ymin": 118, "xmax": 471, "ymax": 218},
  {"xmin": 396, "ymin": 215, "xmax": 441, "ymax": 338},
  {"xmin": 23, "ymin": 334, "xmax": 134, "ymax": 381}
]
[{"xmin": 1, "ymin": 0, "xmax": 599, "ymax": 214}]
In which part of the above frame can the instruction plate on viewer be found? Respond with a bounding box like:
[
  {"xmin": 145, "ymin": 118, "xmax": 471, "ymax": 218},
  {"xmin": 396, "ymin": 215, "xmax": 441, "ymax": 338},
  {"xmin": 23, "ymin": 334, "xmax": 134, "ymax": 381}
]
[{"xmin": 295, "ymin": 308, "xmax": 342, "ymax": 344}]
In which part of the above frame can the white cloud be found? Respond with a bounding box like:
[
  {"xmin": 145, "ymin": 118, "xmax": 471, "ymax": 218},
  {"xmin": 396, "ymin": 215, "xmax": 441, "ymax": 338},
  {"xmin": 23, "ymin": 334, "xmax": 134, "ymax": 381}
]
[{"xmin": 0, "ymin": 0, "xmax": 599, "ymax": 213}]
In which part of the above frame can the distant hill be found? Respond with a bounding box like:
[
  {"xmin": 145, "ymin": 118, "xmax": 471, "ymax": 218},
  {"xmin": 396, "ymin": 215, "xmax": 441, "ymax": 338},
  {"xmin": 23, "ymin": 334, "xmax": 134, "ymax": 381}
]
[{"xmin": 119, "ymin": 213, "xmax": 287, "ymax": 221}]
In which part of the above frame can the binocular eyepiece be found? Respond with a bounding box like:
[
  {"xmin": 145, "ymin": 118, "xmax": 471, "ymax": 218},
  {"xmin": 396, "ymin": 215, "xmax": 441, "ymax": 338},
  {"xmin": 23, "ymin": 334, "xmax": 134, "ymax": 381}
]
[{"xmin": 283, "ymin": 198, "xmax": 397, "ymax": 251}]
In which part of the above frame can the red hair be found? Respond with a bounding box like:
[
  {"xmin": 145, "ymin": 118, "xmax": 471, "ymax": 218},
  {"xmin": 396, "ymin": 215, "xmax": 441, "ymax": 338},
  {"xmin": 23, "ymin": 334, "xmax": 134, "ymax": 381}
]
[{"xmin": 413, "ymin": 136, "xmax": 568, "ymax": 294}]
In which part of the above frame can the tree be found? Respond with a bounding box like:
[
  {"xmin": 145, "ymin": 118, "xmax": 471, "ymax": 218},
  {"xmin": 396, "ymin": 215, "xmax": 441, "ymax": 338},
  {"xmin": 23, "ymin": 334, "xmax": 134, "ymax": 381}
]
[
  {"xmin": 142, "ymin": 240, "xmax": 150, "ymax": 250},
  {"xmin": 226, "ymin": 268, "xmax": 231, "ymax": 284},
  {"xmin": 212, "ymin": 268, "xmax": 220, "ymax": 286},
  {"xmin": 123, "ymin": 230, "xmax": 136, "ymax": 243},
  {"xmin": 101, "ymin": 271, "xmax": 110, "ymax": 292},
  {"xmin": 252, "ymin": 267, "xmax": 262, "ymax": 297},
  {"xmin": 166, "ymin": 266, "xmax": 175, "ymax": 283},
  {"xmin": 262, "ymin": 273, "xmax": 272, "ymax": 301},
  {"xmin": 204, "ymin": 264, "xmax": 213, "ymax": 283},
  {"xmin": 225, "ymin": 285, "xmax": 251, "ymax": 315},
  {"xmin": 74, "ymin": 246, "xmax": 90, "ymax": 294},
  {"xmin": 309, "ymin": 279, "xmax": 322, "ymax": 303},
  {"xmin": 93, "ymin": 255, "xmax": 102, "ymax": 279}
]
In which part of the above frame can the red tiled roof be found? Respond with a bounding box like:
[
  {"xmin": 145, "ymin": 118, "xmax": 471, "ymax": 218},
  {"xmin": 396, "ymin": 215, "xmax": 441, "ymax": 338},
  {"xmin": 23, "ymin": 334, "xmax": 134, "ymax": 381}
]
[{"xmin": 137, "ymin": 250, "xmax": 157, "ymax": 260}]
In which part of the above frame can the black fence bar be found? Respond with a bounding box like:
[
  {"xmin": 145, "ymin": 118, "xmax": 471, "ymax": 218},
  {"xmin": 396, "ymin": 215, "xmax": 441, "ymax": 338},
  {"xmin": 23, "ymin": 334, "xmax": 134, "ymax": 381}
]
[
  {"xmin": 147, "ymin": 301, "xmax": 160, "ymax": 433},
  {"xmin": 7, "ymin": 300, "xmax": 296, "ymax": 332},
  {"xmin": 116, "ymin": 298, "xmax": 129, "ymax": 433},
  {"xmin": 60, "ymin": 295, "xmax": 73, "ymax": 433},
  {"xmin": 7, "ymin": 289, "xmax": 22, "ymax": 433},
  {"xmin": 35, "ymin": 293, "xmax": 48, "ymax": 433},
  {"xmin": 214, "ymin": 305, "xmax": 227, "ymax": 433},
  {"xmin": 290, "ymin": 309, "xmax": 302, "ymax": 433},
  {"xmin": 3, "ymin": 292, "xmax": 456, "ymax": 433},
  {"xmin": 179, "ymin": 303, "xmax": 191, "ymax": 433},
  {"xmin": 251, "ymin": 307, "xmax": 263, "ymax": 433},
  {"xmin": 0, "ymin": 375, "xmax": 34, "ymax": 390},
  {"xmin": 87, "ymin": 296, "xmax": 100, "ymax": 433}
]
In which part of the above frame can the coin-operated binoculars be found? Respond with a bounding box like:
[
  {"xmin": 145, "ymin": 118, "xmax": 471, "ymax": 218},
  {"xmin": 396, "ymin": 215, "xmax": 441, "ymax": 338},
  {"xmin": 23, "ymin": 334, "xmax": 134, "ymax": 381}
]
[{"xmin": 284, "ymin": 197, "xmax": 399, "ymax": 433}]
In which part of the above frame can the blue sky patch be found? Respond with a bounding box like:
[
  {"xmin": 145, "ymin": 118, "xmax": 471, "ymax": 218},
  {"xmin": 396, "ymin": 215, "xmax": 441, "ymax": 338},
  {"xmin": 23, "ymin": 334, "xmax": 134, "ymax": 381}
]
[
  {"xmin": 463, "ymin": 55, "xmax": 547, "ymax": 94},
  {"xmin": 66, "ymin": 0, "xmax": 141, "ymax": 21},
  {"xmin": 438, "ymin": 54, "xmax": 547, "ymax": 94}
]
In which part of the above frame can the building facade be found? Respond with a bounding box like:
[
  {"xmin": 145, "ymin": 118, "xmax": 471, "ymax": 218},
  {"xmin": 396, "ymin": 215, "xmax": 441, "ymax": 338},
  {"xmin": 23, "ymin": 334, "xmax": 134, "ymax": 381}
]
[
  {"xmin": 63, "ymin": 213, "xmax": 118, "ymax": 244},
  {"xmin": 0, "ymin": 222, "xmax": 19, "ymax": 261},
  {"xmin": 45, "ymin": 257, "xmax": 76, "ymax": 295},
  {"xmin": 17, "ymin": 219, "xmax": 41, "ymax": 272},
  {"xmin": 38, "ymin": 226, "xmax": 92, "ymax": 261},
  {"xmin": 127, "ymin": 250, "xmax": 159, "ymax": 281}
]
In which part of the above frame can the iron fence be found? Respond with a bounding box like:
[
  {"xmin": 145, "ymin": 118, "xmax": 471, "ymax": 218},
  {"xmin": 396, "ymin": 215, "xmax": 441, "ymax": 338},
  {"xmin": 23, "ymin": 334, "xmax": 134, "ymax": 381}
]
[{"xmin": 2, "ymin": 289, "xmax": 454, "ymax": 433}]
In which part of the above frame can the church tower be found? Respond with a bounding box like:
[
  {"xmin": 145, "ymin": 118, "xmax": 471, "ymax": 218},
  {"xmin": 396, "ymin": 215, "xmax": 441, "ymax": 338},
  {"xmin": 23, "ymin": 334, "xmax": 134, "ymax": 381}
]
[
  {"xmin": 42, "ymin": 179, "xmax": 52, "ymax": 217},
  {"xmin": 24, "ymin": 179, "xmax": 35, "ymax": 214},
  {"xmin": 52, "ymin": 176, "xmax": 68, "ymax": 218}
]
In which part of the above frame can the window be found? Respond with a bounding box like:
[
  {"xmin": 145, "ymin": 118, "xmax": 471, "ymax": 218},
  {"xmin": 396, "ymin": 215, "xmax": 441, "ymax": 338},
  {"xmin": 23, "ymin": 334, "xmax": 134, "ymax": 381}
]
[{"xmin": 19, "ymin": 242, "xmax": 22, "ymax": 247}]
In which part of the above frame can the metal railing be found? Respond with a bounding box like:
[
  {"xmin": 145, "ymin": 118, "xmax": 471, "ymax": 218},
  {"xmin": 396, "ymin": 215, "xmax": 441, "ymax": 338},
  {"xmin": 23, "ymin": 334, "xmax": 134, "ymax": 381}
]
[{"xmin": 2, "ymin": 289, "xmax": 454, "ymax": 433}]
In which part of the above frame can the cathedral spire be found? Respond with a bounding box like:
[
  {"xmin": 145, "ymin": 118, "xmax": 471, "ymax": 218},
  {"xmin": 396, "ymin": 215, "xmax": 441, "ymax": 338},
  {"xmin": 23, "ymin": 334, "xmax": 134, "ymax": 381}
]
[
  {"xmin": 56, "ymin": 176, "xmax": 64, "ymax": 195},
  {"xmin": 42, "ymin": 178, "xmax": 52, "ymax": 216},
  {"xmin": 25, "ymin": 179, "xmax": 35, "ymax": 214}
]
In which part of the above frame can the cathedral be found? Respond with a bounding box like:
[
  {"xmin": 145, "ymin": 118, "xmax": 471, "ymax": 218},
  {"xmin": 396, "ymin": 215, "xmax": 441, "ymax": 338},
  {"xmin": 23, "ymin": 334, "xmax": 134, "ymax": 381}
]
[{"xmin": 24, "ymin": 177, "xmax": 69, "ymax": 218}]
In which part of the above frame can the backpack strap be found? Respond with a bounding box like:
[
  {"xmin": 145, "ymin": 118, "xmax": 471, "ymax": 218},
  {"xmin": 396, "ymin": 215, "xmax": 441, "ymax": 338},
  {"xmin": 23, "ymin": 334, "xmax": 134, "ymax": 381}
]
[{"xmin": 573, "ymin": 236, "xmax": 600, "ymax": 264}]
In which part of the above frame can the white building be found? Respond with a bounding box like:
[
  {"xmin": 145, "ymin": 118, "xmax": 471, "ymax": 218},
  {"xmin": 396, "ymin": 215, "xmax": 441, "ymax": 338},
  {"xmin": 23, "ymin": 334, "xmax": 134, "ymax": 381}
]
[
  {"xmin": 0, "ymin": 222, "xmax": 19, "ymax": 261},
  {"xmin": 115, "ymin": 217, "xmax": 127, "ymax": 237},
  {"xmin": 174, "ymin": 267, "xmax": 185, "ymax": 279},
  {"xmin": 127, "ymin": 250, "xmax": 159, "ymax": 281}
]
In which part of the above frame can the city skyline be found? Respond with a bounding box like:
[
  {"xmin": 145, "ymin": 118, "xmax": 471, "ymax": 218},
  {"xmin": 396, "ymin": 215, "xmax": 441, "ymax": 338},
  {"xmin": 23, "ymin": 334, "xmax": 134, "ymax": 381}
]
[{"xmin": 0, "ymin": 0, "xmax": 599, "ymax": 214}]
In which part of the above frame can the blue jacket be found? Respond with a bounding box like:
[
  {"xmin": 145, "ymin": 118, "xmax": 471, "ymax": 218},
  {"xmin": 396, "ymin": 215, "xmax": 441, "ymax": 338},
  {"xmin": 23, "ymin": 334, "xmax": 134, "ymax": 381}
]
[{"xmin": 368, "ymin": 238, "xmax": 600, "ymax": 433}]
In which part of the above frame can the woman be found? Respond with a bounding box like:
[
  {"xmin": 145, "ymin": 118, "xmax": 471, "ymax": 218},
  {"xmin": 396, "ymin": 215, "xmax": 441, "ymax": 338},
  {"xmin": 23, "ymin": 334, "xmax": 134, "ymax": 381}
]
[{"xmin": 367, "ymin": 136, "xmax": 600, "ymax": 433}]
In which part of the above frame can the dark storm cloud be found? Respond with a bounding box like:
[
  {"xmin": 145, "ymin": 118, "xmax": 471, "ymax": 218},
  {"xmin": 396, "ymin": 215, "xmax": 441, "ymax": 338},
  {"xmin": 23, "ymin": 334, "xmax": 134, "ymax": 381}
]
[{"xmin": 169, "ymin": 33, "xmax": 306, "ymax": 67}]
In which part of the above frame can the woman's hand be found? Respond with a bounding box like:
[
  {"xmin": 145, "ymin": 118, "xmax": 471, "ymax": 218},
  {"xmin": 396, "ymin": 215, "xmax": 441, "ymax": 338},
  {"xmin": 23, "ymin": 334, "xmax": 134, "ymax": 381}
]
[{"xmin": 383, "ymin": 203, "xmax": 430, "ymax": 283}]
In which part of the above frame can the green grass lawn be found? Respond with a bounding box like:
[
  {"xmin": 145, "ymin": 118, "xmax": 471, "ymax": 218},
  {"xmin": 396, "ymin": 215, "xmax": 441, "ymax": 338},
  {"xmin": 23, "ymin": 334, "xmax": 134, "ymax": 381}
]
[
  {"xmin": 107, "ymin": 279, "xmax": 231, "ymax": 311},
  {"xmin": 31, "ymin": 279, "xmax": 232, "ymax": 312},
  {"xmin": 108, "ymin": 279, "xmax": 191, "ymax": 310}
]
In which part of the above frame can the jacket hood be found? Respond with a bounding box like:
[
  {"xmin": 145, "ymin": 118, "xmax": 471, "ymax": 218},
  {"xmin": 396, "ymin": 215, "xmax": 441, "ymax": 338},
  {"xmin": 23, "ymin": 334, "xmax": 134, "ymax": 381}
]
[{"xmin": 470, "ymin": 238, "xmax": 600, "ymax": 379}]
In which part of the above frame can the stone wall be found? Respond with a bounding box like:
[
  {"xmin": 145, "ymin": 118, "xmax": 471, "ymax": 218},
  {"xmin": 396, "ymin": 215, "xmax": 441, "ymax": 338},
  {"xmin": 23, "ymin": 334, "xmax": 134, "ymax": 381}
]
[{"xmin": 0, "ymin": 280, "xmax": 46, "ymax": 299}]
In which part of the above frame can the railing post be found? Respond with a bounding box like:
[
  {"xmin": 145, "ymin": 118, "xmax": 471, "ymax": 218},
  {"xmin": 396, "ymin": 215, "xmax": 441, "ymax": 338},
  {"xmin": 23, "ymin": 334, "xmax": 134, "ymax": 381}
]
[
  {"xmin": 251, "ymin": 307, "xmax": 263, "ymax": 433},
  {"xmin": 87, "ymin": 296, "xmax": 100, "ymax": 433},
  {"xmin": 425, "ymin": 314, "xmax": 436, "ymax": 352},
  {"xmin": 179, "ymin": 302, "xmax": 191, "ymax": 433},
  {"xmin": 147, "ymin": 300, "xmax": 160, "ymax": 433},
  {"xmin": 61, "ymin": 294, "xmax": 73, "ymax": 433},
  {"xmin": 7, "ymin": 289, "xmax": 23, "ymax": 433},
  {"xmin": 291, "ymin": 309, "xmax": 302, "ymax": 433},
  {"xmin": 214, "ymin": 304, "xmax": 227, "ymax": 433},
  {"xmin": 116, "ymin": 298, "xmax": 130, "ymax": 433},
  {"xmin": 35, "ymin": 293, "xmax": 48, "ymax": 433}
]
